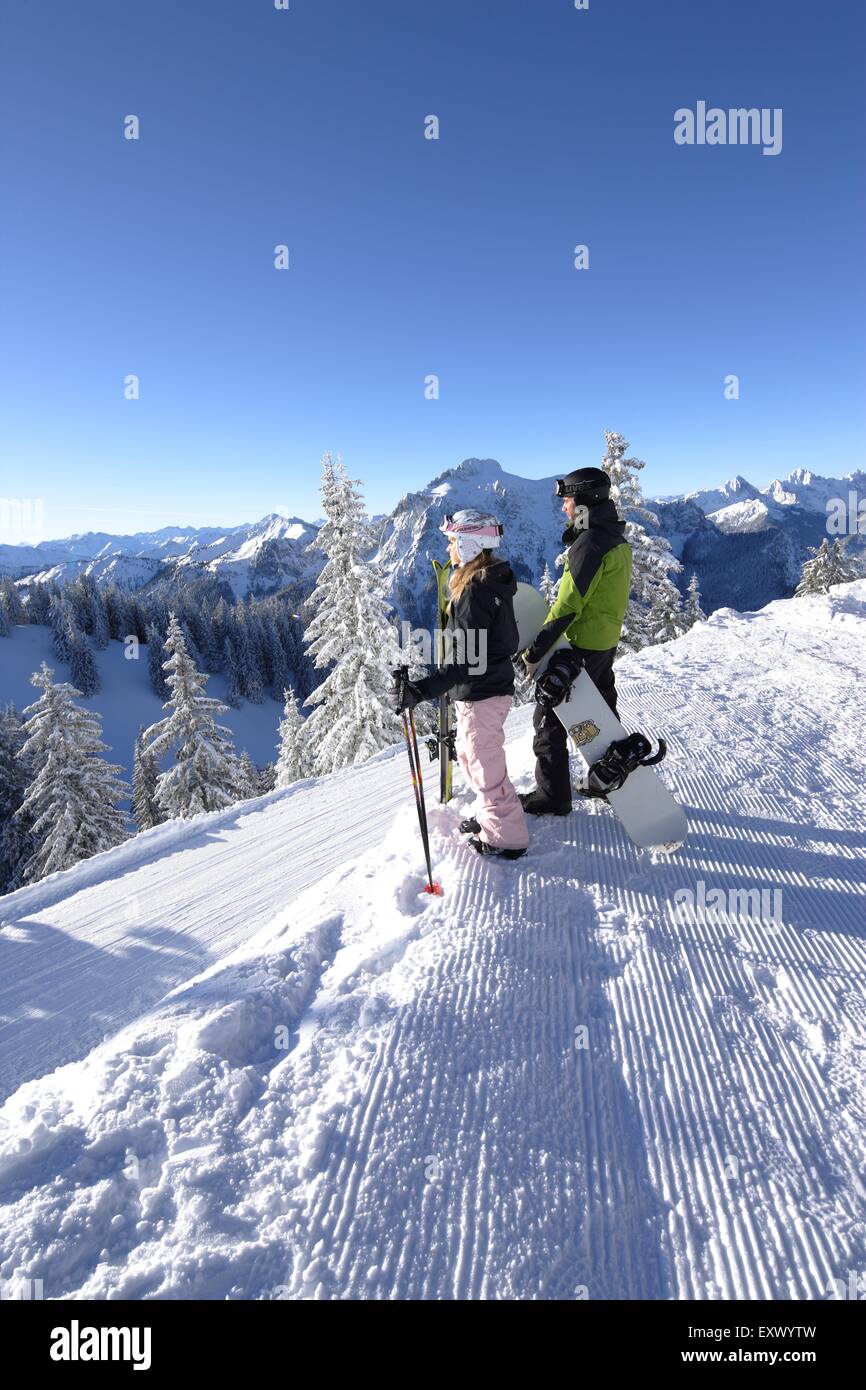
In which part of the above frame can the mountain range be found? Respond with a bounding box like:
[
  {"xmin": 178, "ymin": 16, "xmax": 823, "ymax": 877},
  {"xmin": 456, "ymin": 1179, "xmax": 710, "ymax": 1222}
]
[{"xmin": 2, "ymin": 462, "xmax": 863, "ymax": 621}]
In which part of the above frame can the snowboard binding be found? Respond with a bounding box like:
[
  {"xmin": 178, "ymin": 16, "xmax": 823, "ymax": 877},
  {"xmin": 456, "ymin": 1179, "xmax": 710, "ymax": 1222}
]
[
  {"xmin": 585, "ymin": 733, "xmax": 667, "ymax": 796},
  {"xmin": 534, "ymin": 649, "xmax": 584, "ymax": 708},
  {"xmin": 426, "ymin": 729, "xmax": 457, "ymax": 763}
]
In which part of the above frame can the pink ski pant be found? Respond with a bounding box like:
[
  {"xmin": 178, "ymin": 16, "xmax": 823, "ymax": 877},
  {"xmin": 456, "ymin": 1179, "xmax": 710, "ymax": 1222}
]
[{"xmin": 454, "ymin": 695, "xmax": 529, "ymax": 851}]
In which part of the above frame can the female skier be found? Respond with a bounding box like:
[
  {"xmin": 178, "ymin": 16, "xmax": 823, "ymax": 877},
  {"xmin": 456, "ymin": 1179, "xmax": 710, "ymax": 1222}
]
[{"xmin": 395, "ymin": 510, "xmax": 529, "ymax": 860}]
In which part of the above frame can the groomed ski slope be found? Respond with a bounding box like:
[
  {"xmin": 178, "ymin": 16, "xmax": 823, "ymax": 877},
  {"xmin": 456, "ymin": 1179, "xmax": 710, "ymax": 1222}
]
[{"xmin": 1, "ymin": 583, "xmax": 865, "ymax": 1300}]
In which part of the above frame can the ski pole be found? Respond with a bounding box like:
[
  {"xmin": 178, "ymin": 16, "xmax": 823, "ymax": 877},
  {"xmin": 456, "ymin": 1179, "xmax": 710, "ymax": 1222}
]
[{"xmin": 397, "ymin": 671, "xmax": 442, "ymax": 896}]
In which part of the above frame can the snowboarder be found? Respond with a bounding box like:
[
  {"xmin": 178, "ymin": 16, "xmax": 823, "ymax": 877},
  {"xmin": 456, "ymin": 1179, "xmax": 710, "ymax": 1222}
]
[
  {"xmin": 394, "ymin": 511, "xmax": 529, "ymax": 860},
  {"xmin": 520, "ymin": 468, "xmax": 632, "ymax": 816}
]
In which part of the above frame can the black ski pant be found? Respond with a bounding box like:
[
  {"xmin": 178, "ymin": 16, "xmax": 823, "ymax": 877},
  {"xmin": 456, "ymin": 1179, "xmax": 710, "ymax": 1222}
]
[{"xmin": 532, "ymin": 645, "xmax": 619, "ymax": 807}]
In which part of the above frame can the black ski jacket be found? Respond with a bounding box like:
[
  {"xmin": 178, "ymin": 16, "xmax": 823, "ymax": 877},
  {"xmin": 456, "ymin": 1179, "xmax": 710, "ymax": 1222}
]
[{"xmin": 416, "ymin": 558, "xmax": 520, "ymax": 703}]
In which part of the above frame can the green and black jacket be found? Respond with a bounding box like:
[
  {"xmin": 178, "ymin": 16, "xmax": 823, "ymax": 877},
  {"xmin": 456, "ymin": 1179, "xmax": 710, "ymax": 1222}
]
[{"xmin": 529, "ymin": 500, "xmax": 632, "ymax": 657}]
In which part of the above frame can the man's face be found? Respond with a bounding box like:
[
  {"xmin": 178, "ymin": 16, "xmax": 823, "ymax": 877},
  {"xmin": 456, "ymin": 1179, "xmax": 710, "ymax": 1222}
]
[{"xmin": 562, "ymin": 495, "xmax": 577, "ymax": 522}]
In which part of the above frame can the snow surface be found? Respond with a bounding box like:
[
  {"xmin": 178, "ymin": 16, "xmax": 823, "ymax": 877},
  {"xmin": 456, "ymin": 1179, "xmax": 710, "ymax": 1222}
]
[{"xmin": 1, "ymin": 584, "xmax": 865, "ymax": 1300}]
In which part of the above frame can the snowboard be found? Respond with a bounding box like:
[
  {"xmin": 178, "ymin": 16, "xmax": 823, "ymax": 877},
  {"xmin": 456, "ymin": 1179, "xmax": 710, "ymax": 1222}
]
[{"xmin": 514, "ymin": 581, "xmax": 688, "ymax": 852}]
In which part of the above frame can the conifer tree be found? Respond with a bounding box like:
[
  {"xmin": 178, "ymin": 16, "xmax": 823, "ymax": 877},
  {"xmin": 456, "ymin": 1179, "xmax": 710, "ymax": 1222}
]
[
  {"xmin": 147, "ymin": 623, "xmax": 169, "ymax": 699},
  {"xmin": 49, "ymin": 595, "xmax": 75, "ymax": 664},
  {"xmin": 16, "ymin": 665, "xmax": 129, "ymax": 883},
  {"xmin": 0, "ymin": 578, "xmax": 26, "ymax": 627},
  {"xmin": 683, "ymin": 571, "xmax": 707, "ymax": 627},
  {"xmin": 275, "ymin": 686, "xmax": 309, "ymax": 787},
  {"xmin": 258, "ymin": 761, "xmax": 277, "ymax": 794},
  {"xmin": 600, "ymin": 430, "xmax": 686, "ymax": 651},
  {"xmin": 795, "ymin": 537, "xmax": 861, "ymax": 596},
  {"xmin": 69, "ymin": 631, "xmax": 101, "ymax": 696},
  {"xmin": 223, "ymin": 637, "xmax": 243, "ymax": 708},
  {"xmin": 0, "ymin": 705, "xmax": 32, "ymax": 893},
  {"xmin": 540, "ymin": 562, "xmax": 559, "ymax": 606},
  {"xmin": 143, "ymin": 615, "xmax": 242, "ymax": 820},
  {"xmin": 235, "ymin": 611, "xmax": 265, "ymax": 703},
  {"xmin": 27, "ymin": 583, "xmax": 52, "ymax": 626},
  {"xmin": 238, "ymin": 750, "xmax": 260, "ymax": 799},
  {"xmin": 302, "ymin": 455, "xmax": 402, "ymax": 772},
  {"xmin": 132, "ymin": 728, "xmax": 161, "ymax": 832}
]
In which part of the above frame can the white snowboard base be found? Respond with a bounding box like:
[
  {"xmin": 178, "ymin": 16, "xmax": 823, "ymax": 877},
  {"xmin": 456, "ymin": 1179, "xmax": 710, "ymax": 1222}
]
[{"xmin": 514, "ymin": 582, "xmax": 688, "ymax": 852}]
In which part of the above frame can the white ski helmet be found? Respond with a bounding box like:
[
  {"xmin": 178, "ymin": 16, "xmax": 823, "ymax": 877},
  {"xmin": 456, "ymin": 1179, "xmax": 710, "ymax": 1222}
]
[{"xmin": 439, "ymin": 509, "xmax": 503, "ymax": 564}]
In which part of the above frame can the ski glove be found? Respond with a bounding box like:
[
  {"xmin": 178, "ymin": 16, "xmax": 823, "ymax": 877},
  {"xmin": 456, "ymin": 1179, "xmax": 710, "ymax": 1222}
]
[
  {"xmin": 393, "ymin": 670, "xmax": 428, "ymax": 713},
  {"xmin": 520, "ymin": 649, "xmax": 541, "ymax": 678}
]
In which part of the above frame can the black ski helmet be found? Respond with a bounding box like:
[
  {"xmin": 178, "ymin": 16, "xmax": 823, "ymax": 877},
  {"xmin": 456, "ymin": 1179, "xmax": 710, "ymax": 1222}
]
[{"xmin": 554, "ymin": 467, "xmax": 611, "ymax": 506}]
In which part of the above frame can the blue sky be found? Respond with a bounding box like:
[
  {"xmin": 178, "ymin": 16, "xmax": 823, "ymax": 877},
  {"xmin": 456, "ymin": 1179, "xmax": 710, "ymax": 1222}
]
[{"xmin": 1, "ymin": 0, "xmax": 864, "ymax": 539}]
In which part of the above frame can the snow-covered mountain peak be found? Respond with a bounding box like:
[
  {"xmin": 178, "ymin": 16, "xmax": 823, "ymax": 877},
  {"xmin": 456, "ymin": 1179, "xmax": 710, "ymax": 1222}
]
[
  {"xmin": 424, "ymin": 457, "xmax": 506, "ymax": 494},
  {"xmin": 676, "ymin": 475, "xmax": 762, "ymax": 515},
  {"xmin": 761, "ymin": 467, "xmax": 866, "ymax": 510},
  {"xmin": 706, "ymin": 497, "xmax": 780, "ymax": 534}
]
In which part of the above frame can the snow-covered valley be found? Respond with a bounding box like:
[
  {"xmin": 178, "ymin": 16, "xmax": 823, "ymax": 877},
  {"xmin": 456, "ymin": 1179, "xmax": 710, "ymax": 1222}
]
[{"xmin": 0, "ymin": 583, "xmax": 864, "ymax": 1300}]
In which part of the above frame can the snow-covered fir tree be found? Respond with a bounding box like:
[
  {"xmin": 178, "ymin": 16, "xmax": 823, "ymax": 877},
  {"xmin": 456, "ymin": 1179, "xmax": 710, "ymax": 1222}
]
[
  {"xmin": 49, "ymin": 595, "xmax": 75, "ymax": 664},
  {"xmin": 223, "ymin": 637, "xmax": 243, "ymax": 707},
  {"xmin": 0, "ymin": 704, "xmax": 32, "ymax": 893},
  {"xmin": 267, "ymin": 621, "xmax": 294, "ymax": 703},
  {"xmin": 16, "ymin": 664, "xmax": 129, "ymax": 884},
  {"xmin": 143, "ymin": 615, "xmax": 242, "ymax": 820},
  {"xmin": 89, "ymin": 587, "xmax": 111, "ymax": 649},
  {"xmin": 69, "ymin": 631, "xmax": 101, "ymax": 697},
  {"xmin": 795, "ymin": 537, "xmax": 861, "ymax": 596},
  {"xmin": 600, "ymin": 430, "xmax": 687, "ymax": 652},
  {"xmin": 0, "ymin": 601, "xmax": 9, "ymax": 639},
  {"xmin": 26, "ymin": 583, "xmax": 52, "ymax": 626},
  {"xmin": 275, "ymin": 686, "xmax": 309, "ymax": 788},
  {"xmin": 132, "ymin": 728, "xmax": 161, "ymax": 832},
  {"xmin": 238, "ymin": 750, "xmax": 260, "ymax": 799},
  {"xmin": 302, "ymin": 455, "xmax": 402, "ymax": 772},
  {"xmin": 683, "ymin": 571, "xmax": 707, "ymax": 628},
  {"xmin": 147, "ymin": 623, "xmax": 169, "ymax": 699},
  {"xmin": 0, "ymin": 578, "xmax": 26, "ymax": 626},
  {"xmin": 540, "ymin": 563, "xmax": 559, "ymax": 606},
  {"xmin": 258, "ymin": 761, "xmax": 276, "ymax": 793},
  {"xmin": 234, "ymin": 612, "xmax": 265, "ymax": 703}
]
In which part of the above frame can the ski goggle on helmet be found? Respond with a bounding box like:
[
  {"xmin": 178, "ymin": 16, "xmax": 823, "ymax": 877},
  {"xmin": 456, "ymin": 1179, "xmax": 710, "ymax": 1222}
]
[{"xmin": 439, "ymin": 510, "xmax": 504, "ymax": 564}]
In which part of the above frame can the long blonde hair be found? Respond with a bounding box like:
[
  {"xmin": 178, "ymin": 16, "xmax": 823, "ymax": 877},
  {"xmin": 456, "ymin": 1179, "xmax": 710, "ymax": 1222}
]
[{"xmin": 449, "ymin": 549, "xmax": 494, "ymax": 603}]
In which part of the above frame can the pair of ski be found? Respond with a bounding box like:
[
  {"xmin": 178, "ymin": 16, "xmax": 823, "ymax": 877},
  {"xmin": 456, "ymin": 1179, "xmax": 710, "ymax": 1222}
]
[
  {"xmin": 397, "ymin": 561, "xmax": 456, "ymax": 896},
  {"xmin": 428, "ymin": 559, "xmax": 456, "ymax": 802}
]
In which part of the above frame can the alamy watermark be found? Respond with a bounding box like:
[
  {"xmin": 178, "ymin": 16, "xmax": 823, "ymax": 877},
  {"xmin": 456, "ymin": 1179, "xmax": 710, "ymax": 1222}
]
[
  {"xmin": 672, "ymin": 879, "xmax": 783, "ymax": 930},
  {"xmin": 0, "ymin": 497, "xmax": 45, "ymax": 545},
  {"xmin": 397, "ymin": 622, "xmax": 488, "ymax": 674},
  {"xmin": 826, "ymin": 492, "xmax": 865, "ymax": 535},
  {"xmin": 675, "ymin": 102, "xmax": 782, "ymax": 157}
]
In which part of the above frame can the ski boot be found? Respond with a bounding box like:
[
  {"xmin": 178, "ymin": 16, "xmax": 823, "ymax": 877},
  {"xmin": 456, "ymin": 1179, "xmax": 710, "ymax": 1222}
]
[
  {"xmin": 468, "ymin": 838, "xmax": 527, "ymax": 861},
  {"xmin": 519, "ymin": 791, "xmax": 571, "ymax": 817}
]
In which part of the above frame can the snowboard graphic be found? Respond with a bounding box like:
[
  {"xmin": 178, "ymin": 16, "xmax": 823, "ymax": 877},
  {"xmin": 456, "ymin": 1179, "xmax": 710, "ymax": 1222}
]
[{"xmin": 514, "ymin": 582, "xmax": 688, "ymax": 852}]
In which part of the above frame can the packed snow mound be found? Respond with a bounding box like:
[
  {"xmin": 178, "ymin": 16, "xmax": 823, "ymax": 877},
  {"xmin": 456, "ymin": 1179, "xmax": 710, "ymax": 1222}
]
[{"xmin": 1, "ymin": 583, "xmax": 865, "ymax": 1300}]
